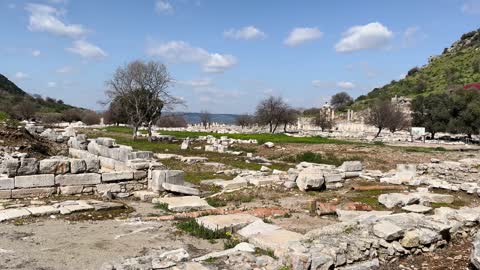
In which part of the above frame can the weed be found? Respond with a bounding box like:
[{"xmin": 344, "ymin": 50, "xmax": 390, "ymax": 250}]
[
  {"xmin": 278, "ymin": 266, "xmax": 291, "ymax": 270},
  {"xmin": 176, "ymin": 218, "xmax": 232, "ymax": 239},
  {"xmin": 206, "ymin": 197, "xmax": 227, "ymax": 207},
  {"xmin": 255, "ymin": 248, "xmax": 277, "ymax": 259},
  {"xmin": 205, "ymin": 257, "xmax": 217, "ymax": 263},
  {"xmin": 224, "ymin": 236, "xmax": 241, "ymax": 249},
  {"xmin": 153, "ymin": 203, "xmax": 170, "ymax": 211}
]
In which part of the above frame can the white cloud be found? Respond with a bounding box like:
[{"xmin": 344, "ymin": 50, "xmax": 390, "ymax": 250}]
[
  {"xmin": 284, "ymin": 27, "xmax": 323, "ymax": 46},
  {"xmin": 337, "ymin": 81, "xmax": 355, "ymax": 89},
  {"xmin": 32, "ymin": 49, "xmax": 41, "ymax": 57},
  {"xmin": 224, "ymin": 26, "xmax": 266, "ymax": 40},
  {"xmin": 56, "ymin": 65, "xmax": 72, "ymax": 73},
  {"xmin": 335, "ymin": 22, "xmax": 393, "ymax": 53},
  {"xmin": 155, "ymin": 0, "xmax": 173, "ymax": 14},
  {"xmin": 462, "ymin": 0, "xmax": 480, "ymax": 14},
  {"xmin": 15, "ymin": 72, "xmax": 28, "ymax": 80},
  {"xmin": 181, "ymin": 78, "xmax": 213, "ymax": 88},
  {"xmin": 147, "ymin": 41, "xmax": 237, "ymax": 73},
  {"xmin": 47, "ymin": 81, "xmax": 57, "ymax": 87},
  {"xmin": 25, "ymin": 3, "xmax": 87, "ymax": 38},
  {"xmin": 66, "ymin": 40, "xmax": 107, "ymax": 59},
  {"xmin": 312, "ymin": 80, "xmax": 355, "ymax": 90}
]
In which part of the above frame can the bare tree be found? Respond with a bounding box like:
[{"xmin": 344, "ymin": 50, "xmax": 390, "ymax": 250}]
[
  {"xmin": 199, "ymin": 110, "xmax": 211, "ymax": 129},
  {"xmin": 330, "ymin": 92, "xmax": 353, "ymax": 111},
  {"xmin": 280, "ymin": 108, "xmax": 299, "ymax": 133},
  {"xmin": 255, "ymin": 96, "xmax": 289, "ymax": 133},
  {"xmin": 156, "ymin": 114, "xmax": 187, "ymax": 128},
  {"xmin": 105, "ymin": 60, "xmax": 180, "ymax": 141},
  {"xmin": 81, "ymin": 110, "xmax": 101, "ymax": 125},
  {"xmin": 366, "ymin": 100, "xmax": 407, "ymax": 138},
  {"xmin": 12, "ymin": 98, "xmax": 37, "ymax": 120},
  {"xmin": 236, "ymin": 114, "xmax": 254, "ymax": 128},
  {"xmin": 312, "ymin": 109, "xmax": 335, "ymax": 131}
]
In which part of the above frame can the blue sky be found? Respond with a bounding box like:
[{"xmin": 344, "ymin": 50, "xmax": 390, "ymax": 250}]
[{"xmin": 1, "ymin": 0, "xmax": 480, "ymax": 113}]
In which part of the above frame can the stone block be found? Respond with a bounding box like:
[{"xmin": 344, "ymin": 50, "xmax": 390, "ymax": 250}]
[
  {"xmin": 11, "ymin": 187, "xmax": 56, "ymax": 199},
  {"xmin": 296, "ymin": 168, "xmax": 325, "ymax": 191},
  {"xmin": 99, "ymin": 156, "xmax": 116, "ymax": 170},
  {"xmin": 96, "ymin": 137, "xmax": 116, "ymax": 147},
  {"xmin": 15, "ymin": 174, "xmax": 55, "ymax": 188},
  {"xmin": 0, "ymin": 208, "xmax": 31, "ymax": 222},
  {"xmin": 39, "ymin": 159, "xmax": 70, "ymax": 174},
  {"xmin": 152, "ymin": 196, "xmax": 213, "ymax": 212},
  {"xmin": 59, "ymin": 186, "xmax": 84, "ymax": 195},
  {"xmin": 133, "ymin": 190, "xmax": 159, "ymax": 201},
  {"xmin": 248, "ymin": 229, "xmax": 303, "ymax": 253},
  {"xmin": 133, "ymin": 170, "xmax": 148, "ymax": 180},
  {"xmin": 196, "ymin": 213, "xmax": 260, "ymax": 231},
  {"xmin": 26, "ymin": 206, "xmax": 60, "ymax": 216},
  {"xmin": 128, "ymin": 151, "xmax": 153, "ymax": 160},
  {"xmin": 162, "ymin": 182, "xmax": 200, "ymax": 195},
  {"xmin": 150, "ymin": 170, "xmax": 184, "ymax": 191},
  {"xmin": 85, "ymin": 158, "xmax": 100, "ymax": 173},
  {"xmin": 373, "ymin": 220, "xmax": 404, "ymax": 241},
  {"xmin": 128, "ymin": 159, "xmax": 150, "ymax": 170},
  {"xmin": 102, "ymin": 171, "xmax": 134, "ymax": 182},
  {"xmin": 340, "ymin": 161, "xmax": 363, "ymax": 172},
  {"xmin": 69, "ymin": 148, "xmax": 96, "ymax": 160},
  {"xmin": 1, "ymin": 159, "xmax": 19, "ymax": 177},
  {"xmin": 0, "ymin": 177, "xmax": 14, "ymax": 190},
  {"xmin": 70, "ymin": 159, "xmax": 87, "ymax": 174},
  {"xmin": 55, "ymin": 173, "xmax": 101, "ymax": 186},
  {"xmin": 0, "ymin": 190, "xmax": 11, "ymax": 199},
  {"xmin": 96, "ymin": 183, "xmax": 121, "ymax": 193},
  {"xmin": 17, "ymin": 158, "xmax": 39, "ymax": 175}
]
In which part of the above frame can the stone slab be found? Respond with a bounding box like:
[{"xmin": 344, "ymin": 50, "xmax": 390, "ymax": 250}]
[
  {"xmin": 55, "ymin": 173, "xmax": 101, "ymax": 186},
  {"xmin": 133, "ymin": 190, "xmax": 159, "ymax": 201},
  {"xmin": 162, "ymin": 183, "xmax": 200, "ymax": 196},
  {"xmin": 101, "ymin": 171, "xmax": 134, "ymax": 182},
  {"xmin": 15, "ymin": 174, "xmax": 55, "ymax": 188},
  {"xmin": 373, "ymin": 220, "xmax": 404, "ymax": 241},
  {"xmin": 196, "ymin": 213, "xmax": 260, "ymax": 231},
  {"xmin": 11, "ymin": 187, "xmax": 56, "ymax": 199},
  {"xmin": 237, "ymin": 220, "xmax": 280, "ymax": 238},
  {"xmin": 248, "ymin": 229, "xmax": 303, "ymax": 253},
  {"xmin": 96, "ymin": 183, "xmax": 121, "ymax": 194},
  {"xmin": 152, "ymin": 196, "xmax": 213, "ymax": 212},
  {"xmin": 59, "ymin": 186, "xmax": 84, "ymax": 195},
  {"xmin": 0, "ymin": 190, "xmax": 11, "ymax": 199},
  {"xmin": 0, "ymin": 178, "xmax": 14, "ymax": 190},
  {"xmin": 0, "ymin": 208, "xmax": 31, "ymax": 222},
  {"xmin": 402, "ymin": 204, "xmax": 432, "ymax": 213},
  {"xmin": 26, "ymin": 206, "xmax": 60, "ymax": 216}
]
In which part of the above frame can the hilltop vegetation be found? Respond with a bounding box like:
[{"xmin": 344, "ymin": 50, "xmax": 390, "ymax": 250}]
[
  {"xmin": 0, "ymin": 73, "xmax": 79, "ymax": 121},
  {"xmin": 354, "ymin": 28, "xmax": 480, "ymax": 109}
]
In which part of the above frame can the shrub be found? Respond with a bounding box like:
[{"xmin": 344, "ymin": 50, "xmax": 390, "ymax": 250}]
[{"xmin": 176, "ymin": 218, "xmax": 232, "ymax": 239}]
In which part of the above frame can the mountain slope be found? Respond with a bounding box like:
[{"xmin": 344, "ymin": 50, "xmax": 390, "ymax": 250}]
[
  {"xmin": 0, "ymin": 73, "xmax": 75, "ymax": 114},
  {"xmin": 354, "ymin": 28, "xmax": 480, "ymax": 108}
]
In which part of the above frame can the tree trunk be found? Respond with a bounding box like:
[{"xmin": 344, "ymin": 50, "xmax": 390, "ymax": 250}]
[
  {"xmin": 269, "ymin": 123, "xmax": 273, "ymax": 133},
  {"xmin": 133, "ymin": 125, "xmax": 138, "ymax": 140},
  {"xmin": 431, "ymin": 132, "xmax": 435, "ymax": 140},
  {"xmin": 272, "ymin": 123, "xmax": 279, "ymax": 133},
  {"xmin": 374, "ymin": 127, "xmax": 382, "ymax": 139},
  {"xmin": 147, "ymin": 121, "xmax": 153, "ymax": 142},
  {"xmin": 283, "ymin": 123, "xmax": 287, "ymax": 133}
]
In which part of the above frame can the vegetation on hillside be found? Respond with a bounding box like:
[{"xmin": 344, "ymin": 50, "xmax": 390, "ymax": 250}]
[{"xmin": 354, "ymin": 28, "xmax": 480, "ymax": 109}]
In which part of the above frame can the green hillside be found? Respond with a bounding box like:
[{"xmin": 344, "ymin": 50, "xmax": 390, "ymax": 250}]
[
  {"xmin": 353, "ymin": 28, "xmax": 480, "ymax": 109},
  {"xmin": 0, "ymin": 73, "xmax": 75, "ymax": 115}
]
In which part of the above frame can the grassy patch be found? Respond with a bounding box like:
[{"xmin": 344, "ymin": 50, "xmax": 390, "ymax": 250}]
[
  {"xmin": 153, "ymin": 203, "xmax": 170, "ymax": 211},
  {"xmin": 404, "ymin": 146, "xmax": 448, "ymax": 153},
  {"xmin": 223, "ymin": 236, "xmax": 241, "ymax": 250},
  {"xmin": 282, "ymin": 151, "xmax": 363, "ymax": 166},
  {"xmin": 176, "ymin": 218, "xmax": 232, "ymax": 239},
  {"xmin": 255, "ymin": 248, "xmax": 277, "ymax": 259},
  {"xmin": 206, "ymin": 192, "xmax": 255, "ymax": 207},
  {"xmin": 0, "ymin": 111, "xmax": 8, "ymax": 122},
  {"xmin": 206, "ymin": 197, "xmax": 227, "ymax": 207}
]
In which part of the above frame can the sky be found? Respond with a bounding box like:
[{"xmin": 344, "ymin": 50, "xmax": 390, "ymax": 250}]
[{"xmin": 1, "ymin": 0, "xmax": 480, "ymax": 114}]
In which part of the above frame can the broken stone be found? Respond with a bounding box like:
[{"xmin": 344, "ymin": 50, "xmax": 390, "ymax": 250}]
[
  {"xmin": 152, "ymin": 196, "xmax": 213, "ymax": 212},
  {"xmin": 402, "ymin": 204, "xmax": 432, "ymax": 213},
  {"xmin": 372, "ymin": 220, "xmax": 404, "ymax": 241},
  {"xmin": 17, "ymin": 158, "xmax": 39, "ymax": 175},
  {"xmin": 196, "ymin": 213, "xmax": 260, "ymax": 231},
  {"xmin": 39, "ymin": 159, "xmax": 70, "ymax": 175},
  {"xmin": 162, "ymin": 183, "xmax": 200, "ymax": 196},
  {"xmin": 0, "ymin": 208, "xmax": 31, "ymax": 222},
  {"xmin": 296, "ymin": 167, "xmax": 325, "ymax": 191}
]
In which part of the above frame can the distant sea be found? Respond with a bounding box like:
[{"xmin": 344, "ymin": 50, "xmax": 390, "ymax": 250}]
[{"xmin": 167, "ymin": 112, "xmax": 240, "ymax": 124}]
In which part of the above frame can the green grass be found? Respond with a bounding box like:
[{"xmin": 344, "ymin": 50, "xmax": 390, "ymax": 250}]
[
  {"xmin": 176, "ymin": 218, "xmax": 232, "ymax": 239},
  {"xmin": 0, "ymin": 111, "xmax": 8, "ymax": 122},
  {"xmin": 254, "ymin": 248, "xmax": 277, "ymax": 259},
  {"xmin": 404, "ymin": 146, "xmax": 448, "ymax": 153},
  {"xmin": 100, "ymin": 126, "xmax": 358, "ymax": 145},
  {"xmin": 153, "ymin": 203, "xmax": 170, "ymax": 211},
  {"xmin": 282, "ymin": 151, "xmax": 363, "ymax": 166},
  {"xmin": 206, "ymin": 192, "xmax": 255, "ymax": 207}
]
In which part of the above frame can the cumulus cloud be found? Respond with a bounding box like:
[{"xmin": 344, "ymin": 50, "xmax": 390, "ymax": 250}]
[
  {"xmin": 224, "ymin": 26, "xmax": 266, "ymax": 40},
  {"xmin": 15, "ymin": 72, "xmax": 28, "ymax": 80},
  {"xmin": 284, "ymin": 27, "xmax": 323, "ymax": 46},
  {"xmin": 462, "ymin": 0, "xmax": 480, "ymax": 14},
  {"xmin": 155, "ymin": 0, "xmax": 173, "ymax": 14},
  {"xmin": 47, "ymin": 81, "xmax": 57, "ymax": 87},
  {"xmin": 66, "ymin": 40, "xmax": 107, "ymax": 59},
  {"xmin": 335, "ymin": 22, "xmax": 393, "ymax": 53},
  {"xmin": 25, "ymin": 3, "xmax": 87, "ymax": 38},
  {"xmin": 337, "ymin": 81, "xmax": 355, "ymax": 89},
  {"xmin": 32, "ymin": 49, "xmax": 41, "ymax": 57},
  {"xmin": 147, "ymin": 41, "xmax": 237, "ymax": 73}
]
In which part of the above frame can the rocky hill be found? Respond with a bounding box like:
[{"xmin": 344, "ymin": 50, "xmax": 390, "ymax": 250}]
[
  {"xmin": 0, "ymin": 73, "xmax": 75, "ymax": 115},
  {"xmin": 353, "ymin": 28, "xmax": 480, "ymax": 108}
]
